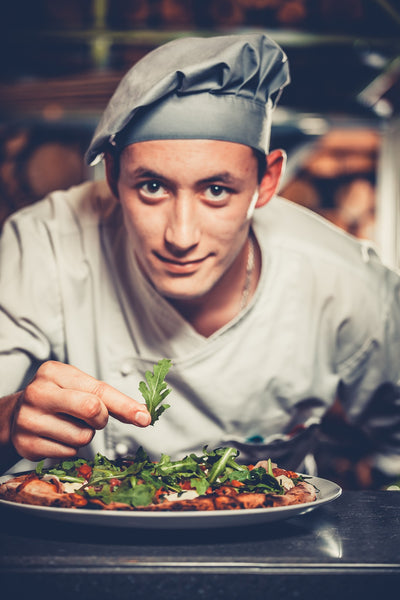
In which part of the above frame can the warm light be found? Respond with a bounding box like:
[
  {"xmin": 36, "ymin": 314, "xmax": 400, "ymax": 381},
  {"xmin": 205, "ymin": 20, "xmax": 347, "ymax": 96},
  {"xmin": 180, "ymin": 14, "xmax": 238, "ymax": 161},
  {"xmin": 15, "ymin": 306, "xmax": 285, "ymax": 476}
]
[{"xmin": 298, "ymin": 117, "xmax": 330, "ymax": 136}]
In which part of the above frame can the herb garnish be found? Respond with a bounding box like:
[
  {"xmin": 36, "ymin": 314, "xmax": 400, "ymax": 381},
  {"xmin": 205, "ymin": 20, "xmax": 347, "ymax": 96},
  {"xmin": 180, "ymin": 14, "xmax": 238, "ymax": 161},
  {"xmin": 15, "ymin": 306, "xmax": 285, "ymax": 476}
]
[{"xmin": 138, "ymin": 358, "xmax": 172, "ymax": 425}]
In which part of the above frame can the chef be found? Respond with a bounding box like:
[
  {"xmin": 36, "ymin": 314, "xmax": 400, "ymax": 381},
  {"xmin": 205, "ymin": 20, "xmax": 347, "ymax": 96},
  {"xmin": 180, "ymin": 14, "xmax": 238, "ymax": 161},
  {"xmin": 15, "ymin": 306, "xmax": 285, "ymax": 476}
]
[{"xmin": 0, "ymin": 33, "xmax": 399, "ymax": 487}]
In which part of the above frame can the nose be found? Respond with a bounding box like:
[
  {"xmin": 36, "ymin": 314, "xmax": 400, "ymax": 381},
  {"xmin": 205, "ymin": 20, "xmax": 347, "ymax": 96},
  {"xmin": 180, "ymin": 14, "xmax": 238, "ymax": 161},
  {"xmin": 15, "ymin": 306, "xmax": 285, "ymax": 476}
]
[{"xmin": 164, "ymin": 196, "xmax": 201, "ymax": 253}]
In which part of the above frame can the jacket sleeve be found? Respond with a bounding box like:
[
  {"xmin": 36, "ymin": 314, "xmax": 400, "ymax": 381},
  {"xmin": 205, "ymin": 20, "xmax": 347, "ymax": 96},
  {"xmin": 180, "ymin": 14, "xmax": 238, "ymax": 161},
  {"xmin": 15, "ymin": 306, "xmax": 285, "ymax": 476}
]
[
  {"xmin": 336, "ymin": 246, "xmax": 400, "ymax": 480},
  {"xmin": 0, "ymin": 205, "xmax": 65, "ymax": 396}
]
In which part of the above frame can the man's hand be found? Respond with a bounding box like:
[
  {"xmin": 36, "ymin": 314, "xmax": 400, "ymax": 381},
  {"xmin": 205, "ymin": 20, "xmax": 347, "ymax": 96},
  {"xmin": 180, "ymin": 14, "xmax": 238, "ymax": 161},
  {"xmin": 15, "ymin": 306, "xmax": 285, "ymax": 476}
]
[{"xmin": 8, "ymin": 361, "xmax": 151, "ymax": 462}]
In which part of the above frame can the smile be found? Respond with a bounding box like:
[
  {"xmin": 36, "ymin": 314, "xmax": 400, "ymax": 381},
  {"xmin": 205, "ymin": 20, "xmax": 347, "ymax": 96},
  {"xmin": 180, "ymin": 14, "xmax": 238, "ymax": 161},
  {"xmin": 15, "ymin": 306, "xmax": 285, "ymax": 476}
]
[{"xmin": 154, "ymin": 252, "xmax": 210, "ymax": 274}]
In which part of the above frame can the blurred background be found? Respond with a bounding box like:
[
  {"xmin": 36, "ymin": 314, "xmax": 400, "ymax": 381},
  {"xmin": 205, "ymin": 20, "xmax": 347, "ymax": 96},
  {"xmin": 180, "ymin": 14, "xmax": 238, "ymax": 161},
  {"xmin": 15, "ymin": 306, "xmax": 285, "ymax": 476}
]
[{"xmin": 0, "ymin": 0, "xmax": 399, "ymax": 489}]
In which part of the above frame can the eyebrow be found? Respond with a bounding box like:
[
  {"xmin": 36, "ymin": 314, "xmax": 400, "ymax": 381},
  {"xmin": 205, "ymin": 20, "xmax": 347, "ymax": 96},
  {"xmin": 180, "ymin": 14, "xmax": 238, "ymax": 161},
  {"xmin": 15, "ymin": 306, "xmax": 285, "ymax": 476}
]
[
  {"xmin": 125, "ymin": 167, "xmax": 241, "ymax": 187},
  {"xmin": 197, "ymin": 172, "xmax": 241, "ymax": 186},
  {"xmin": 126, "ymin": 167, "xmax": 166, "ymax": 181}
]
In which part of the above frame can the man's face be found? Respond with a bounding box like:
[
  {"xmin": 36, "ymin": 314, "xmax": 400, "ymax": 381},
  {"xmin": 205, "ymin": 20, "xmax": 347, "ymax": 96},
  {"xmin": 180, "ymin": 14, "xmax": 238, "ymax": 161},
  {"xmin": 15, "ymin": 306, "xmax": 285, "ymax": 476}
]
[{"xmin": 115, "ymin": 139, "xmax": 260, "ymax": 302}]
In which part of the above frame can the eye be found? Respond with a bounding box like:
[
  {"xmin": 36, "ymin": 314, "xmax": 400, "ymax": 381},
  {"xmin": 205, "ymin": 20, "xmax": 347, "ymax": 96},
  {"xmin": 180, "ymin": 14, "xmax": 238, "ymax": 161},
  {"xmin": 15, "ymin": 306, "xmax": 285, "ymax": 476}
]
[
  {"xmin": 203, "ymin": 185, "xmax": 229, "ymax": 202},
  {"xmin": 139, "ymin": 181, "xmax": 168, "ymax": 200}
]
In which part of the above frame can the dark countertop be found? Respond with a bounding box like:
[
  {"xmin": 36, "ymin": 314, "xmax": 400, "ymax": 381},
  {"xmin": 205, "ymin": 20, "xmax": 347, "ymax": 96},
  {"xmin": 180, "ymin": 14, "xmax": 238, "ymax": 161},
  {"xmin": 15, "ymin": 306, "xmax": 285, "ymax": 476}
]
[{"xmin": 1, "ymin": 490, "xmax": 399, "ymax": 600}]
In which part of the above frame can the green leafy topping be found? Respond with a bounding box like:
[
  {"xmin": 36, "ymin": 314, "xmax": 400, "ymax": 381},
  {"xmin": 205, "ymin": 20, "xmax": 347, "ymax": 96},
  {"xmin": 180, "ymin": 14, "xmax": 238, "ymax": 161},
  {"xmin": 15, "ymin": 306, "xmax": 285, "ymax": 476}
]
[
  {"xmin": 190, "ymin": 477, "xmax": 210, "ymax": 496},
  {"xmin": 225, "ymin": 467, "xmax": 283, "ymax": 493},
  {"xmin": 36, "ymin": 460, "xmax": 44, "ymax": 475},
  {"xmin": 85, "ymin": 480, "xmax": 155, "ymax": 507},
  {"xmin": 138, "ymin": 359, "xmax": 172, "ymax": 425},
  {"xmin": 36, "ymin": 446, "xmax": 293, "ymax": 508},
  {"xmin": 206, "ymin": 447, "xmax": 242, "ymax": 484}
]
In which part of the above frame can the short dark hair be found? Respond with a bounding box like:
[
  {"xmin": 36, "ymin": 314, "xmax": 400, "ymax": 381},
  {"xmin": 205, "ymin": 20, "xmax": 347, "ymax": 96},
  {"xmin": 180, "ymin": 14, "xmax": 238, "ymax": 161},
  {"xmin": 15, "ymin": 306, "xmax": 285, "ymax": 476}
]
[{"xmin": 253, "ymin": 149, "xmax": 267, "ymax": 183}]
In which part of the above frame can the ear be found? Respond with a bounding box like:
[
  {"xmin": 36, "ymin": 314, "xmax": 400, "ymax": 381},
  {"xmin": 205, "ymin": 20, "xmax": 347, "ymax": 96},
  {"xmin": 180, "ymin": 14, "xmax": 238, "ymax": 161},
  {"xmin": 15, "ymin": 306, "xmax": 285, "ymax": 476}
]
[
  {"xmin": 255, "ymin": 149, "xmax": 287, "ymax": 209},
  {"xmin": 104, "ymin": 151, "xmax": 120, "ymax": 200}
]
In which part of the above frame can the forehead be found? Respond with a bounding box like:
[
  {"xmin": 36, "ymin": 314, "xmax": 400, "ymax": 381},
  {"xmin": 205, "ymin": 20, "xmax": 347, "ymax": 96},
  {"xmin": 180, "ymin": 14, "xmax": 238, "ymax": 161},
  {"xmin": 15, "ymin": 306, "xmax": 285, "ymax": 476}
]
[{"xmin": 119, "ymin": 139, "xmax": 258, "ymax": 179}]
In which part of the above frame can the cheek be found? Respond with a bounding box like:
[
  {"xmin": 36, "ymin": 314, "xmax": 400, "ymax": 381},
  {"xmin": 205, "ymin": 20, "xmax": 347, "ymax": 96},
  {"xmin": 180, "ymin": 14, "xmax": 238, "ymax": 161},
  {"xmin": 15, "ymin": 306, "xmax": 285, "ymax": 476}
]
[
  {"xmin": 204, "ymin": 207, "xmax": 249, "ymax": 245},
  {"xmin": 122, "ymin": 203, "xmax": 162, "ymax": 246}
]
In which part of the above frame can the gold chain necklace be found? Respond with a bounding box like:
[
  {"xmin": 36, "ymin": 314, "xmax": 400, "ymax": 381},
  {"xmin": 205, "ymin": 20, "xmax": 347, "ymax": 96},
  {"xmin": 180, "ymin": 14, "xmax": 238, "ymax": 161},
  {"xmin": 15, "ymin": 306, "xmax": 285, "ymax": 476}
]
[{"xmin": 240, "ymin": 234, "xmax": 255, "ymax": 311}]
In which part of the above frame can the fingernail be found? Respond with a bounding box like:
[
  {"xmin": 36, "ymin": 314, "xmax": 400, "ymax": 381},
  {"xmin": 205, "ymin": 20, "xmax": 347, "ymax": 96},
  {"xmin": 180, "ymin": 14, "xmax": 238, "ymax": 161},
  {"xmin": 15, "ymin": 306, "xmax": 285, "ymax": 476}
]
[{"xmin": 136, "ymin": 411, "xmax": 151, "ymax": 426}]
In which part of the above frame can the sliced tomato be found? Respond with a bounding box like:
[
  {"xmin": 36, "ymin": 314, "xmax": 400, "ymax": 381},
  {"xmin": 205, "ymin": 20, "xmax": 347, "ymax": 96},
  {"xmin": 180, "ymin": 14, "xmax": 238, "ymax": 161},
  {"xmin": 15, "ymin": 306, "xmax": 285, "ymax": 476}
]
[
  {"xmin": 77, "ymin": 464, "xmax": 92, "ymax": 480},
  {"xmin": 155, "ymin": 487, "xmax": 167, "ymax": 499},
  {"xmin": 109, "ymin": 478, "xmax": 122, "ymax": 491},
  {"xmin": 272, "ymin": 467, "xmax": 299, "ymax": 479},
  {"xmin": 179, "ymin": 480, "xmax": 193, "ymax": 490},
  {"xmin": 230, "ymin": 480, "xmax": 245, "ymax": 487}
]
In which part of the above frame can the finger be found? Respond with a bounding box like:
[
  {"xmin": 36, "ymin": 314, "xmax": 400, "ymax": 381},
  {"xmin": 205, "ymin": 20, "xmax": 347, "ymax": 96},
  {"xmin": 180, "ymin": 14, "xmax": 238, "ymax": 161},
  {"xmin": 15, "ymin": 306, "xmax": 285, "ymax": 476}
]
[
  {"xmin": 15, "ymin": 405, "xmax": 95, "ymax": 449},
  {"xmin": 53, "ymin": 385, "xmax": 150, "ymax": 428},
  {"xmin": 23, "ymin": 384, "xmax": 109, "ymax": 430},
  {"xmin": 36, "ymin": 362, "xmax": 151, "ymax": 427},
  {"xmin": 64, "ymin": 372, "xmax": 152, "ymax": 426},
  {"xmin": 12, "ymin": 431, "xmax": 81, "ymax": 462}
]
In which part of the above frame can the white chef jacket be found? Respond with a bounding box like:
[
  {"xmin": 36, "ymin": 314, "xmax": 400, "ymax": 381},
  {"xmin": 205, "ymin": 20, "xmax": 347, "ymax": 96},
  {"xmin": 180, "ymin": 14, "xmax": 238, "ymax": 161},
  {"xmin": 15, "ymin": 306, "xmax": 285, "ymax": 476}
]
[{"xmin": 1, "ymin": 181, "xmax": 400, "ymax": 476}]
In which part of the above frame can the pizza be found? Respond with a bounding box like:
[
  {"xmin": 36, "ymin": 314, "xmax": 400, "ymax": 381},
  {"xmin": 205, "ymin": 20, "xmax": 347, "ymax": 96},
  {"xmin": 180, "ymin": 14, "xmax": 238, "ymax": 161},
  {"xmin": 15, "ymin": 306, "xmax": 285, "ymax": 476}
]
[{"xmin": 0, "ymin": 446, "xmax": 317, "ymax": 511}]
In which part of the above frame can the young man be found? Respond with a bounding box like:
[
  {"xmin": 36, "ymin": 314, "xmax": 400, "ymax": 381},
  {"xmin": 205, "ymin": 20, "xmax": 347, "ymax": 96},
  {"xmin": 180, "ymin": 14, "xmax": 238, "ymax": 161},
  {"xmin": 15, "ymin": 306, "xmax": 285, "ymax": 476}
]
[{"xmin": 0, "ymin": 34, "xmax": 399, "ymax": 486}]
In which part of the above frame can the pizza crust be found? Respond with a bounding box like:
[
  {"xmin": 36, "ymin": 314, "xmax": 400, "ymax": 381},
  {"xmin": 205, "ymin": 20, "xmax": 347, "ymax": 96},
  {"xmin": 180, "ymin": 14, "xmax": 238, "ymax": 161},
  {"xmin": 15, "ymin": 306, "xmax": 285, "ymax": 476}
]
[
  {"xmin": 0, "ymin": 473, "xmax": 88, "ymax": 508},
  {"xmin": 0, "ymin": 472, "xmax": 316, "ymax": 512}
]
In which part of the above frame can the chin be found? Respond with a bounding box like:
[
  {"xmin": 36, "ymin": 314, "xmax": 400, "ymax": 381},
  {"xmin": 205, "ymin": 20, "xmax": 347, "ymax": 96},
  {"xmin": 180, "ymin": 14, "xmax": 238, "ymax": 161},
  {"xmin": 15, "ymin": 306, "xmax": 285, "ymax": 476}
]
[
  {"xmin": 145, "ymin": 263, "xmax": 221, "ymax": 302},
  {"xmin": 154, "ymin": 279, "xmax": 215, "ymax": 302},
  {"xmin": 161, "ymin": 288, "xmax": 209, "ymax": 302}
]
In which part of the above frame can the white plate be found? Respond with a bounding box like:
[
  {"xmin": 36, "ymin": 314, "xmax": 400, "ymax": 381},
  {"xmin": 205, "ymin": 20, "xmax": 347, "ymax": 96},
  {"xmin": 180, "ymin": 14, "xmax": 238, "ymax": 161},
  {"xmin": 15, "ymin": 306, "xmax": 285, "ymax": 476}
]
[{"xmin": 0, "ymin": 474, "xmax": 341, "ymax": 529}]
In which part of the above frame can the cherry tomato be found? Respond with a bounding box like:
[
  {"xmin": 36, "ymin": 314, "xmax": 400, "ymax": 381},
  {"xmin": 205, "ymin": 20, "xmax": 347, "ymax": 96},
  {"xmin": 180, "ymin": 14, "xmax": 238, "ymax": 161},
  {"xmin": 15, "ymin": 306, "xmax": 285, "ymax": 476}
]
[{"xmin": 77, "ymin": 464, "xmax": 92, "ymax": 480}]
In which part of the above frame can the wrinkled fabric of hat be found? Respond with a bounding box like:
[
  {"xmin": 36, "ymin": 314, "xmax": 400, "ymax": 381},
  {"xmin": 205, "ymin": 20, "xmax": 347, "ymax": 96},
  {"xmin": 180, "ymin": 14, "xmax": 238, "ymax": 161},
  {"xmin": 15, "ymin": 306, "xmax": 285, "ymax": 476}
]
[{"xmin": 86, "ymin": 33, "xmax": 290, "ymax": 165}]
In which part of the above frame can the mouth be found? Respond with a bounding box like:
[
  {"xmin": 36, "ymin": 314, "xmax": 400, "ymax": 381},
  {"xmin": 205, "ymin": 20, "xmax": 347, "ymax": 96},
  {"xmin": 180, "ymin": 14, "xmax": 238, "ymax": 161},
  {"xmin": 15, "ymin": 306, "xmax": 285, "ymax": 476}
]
[{"xmin": 154, "ymin": 252, "xmax": 210, "ymax": 274}]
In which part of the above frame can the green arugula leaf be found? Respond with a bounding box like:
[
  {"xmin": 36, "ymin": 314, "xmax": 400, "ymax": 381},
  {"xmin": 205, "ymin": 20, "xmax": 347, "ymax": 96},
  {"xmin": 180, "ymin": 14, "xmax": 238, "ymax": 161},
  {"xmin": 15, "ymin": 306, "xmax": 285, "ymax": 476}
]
[
  {"xmin": 226, "ymin": 467, "xmax": 283, "ymax": 494},
  {"xmin": 125, "ymin": 484, "xmax": 157, "ymax": 507},
  {"xmin": 87, "ymin": 480, "xmax": 156, "ymax": 507},
  {"xmin": 190, "ymin": 477, "xmax": 210, "ymax": 496},
  {"xmin": 155, "ymin": 454, "xmax": 201, "ymax": 477},
  {"xmin": 36, "ymin": 460, "xmax": 44, "ymax": 475},
  {"xmin": 138, "ymin": 359, "xmax": 172, "ymax": 425},
  {"xmin": 207, "ymin": 447, "xmax": 240, "ymax": 485}
]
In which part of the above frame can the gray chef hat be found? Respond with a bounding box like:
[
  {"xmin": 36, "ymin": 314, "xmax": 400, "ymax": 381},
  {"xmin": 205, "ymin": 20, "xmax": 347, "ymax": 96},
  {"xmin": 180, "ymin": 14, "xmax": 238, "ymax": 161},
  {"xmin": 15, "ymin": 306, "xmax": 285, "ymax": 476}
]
[{"xmin": 86, "ymin": 33, "xmax": 290, "ymax": 166}]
